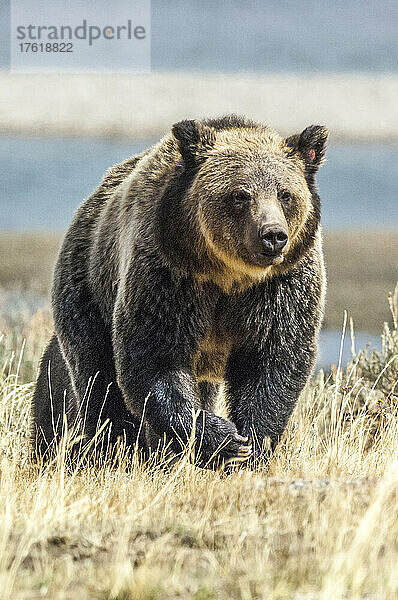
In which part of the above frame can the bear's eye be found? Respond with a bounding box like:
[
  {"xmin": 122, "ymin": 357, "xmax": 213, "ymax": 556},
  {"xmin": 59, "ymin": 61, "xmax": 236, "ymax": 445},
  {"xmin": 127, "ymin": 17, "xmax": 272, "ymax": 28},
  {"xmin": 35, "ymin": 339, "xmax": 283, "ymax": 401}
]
[
  {"xmin": 231, "ymin": 190, "xmax": 251, "ymax": 209},
  {"xmin": 279, "ymin": 190, "xmax": 292, "ymax": 205}
]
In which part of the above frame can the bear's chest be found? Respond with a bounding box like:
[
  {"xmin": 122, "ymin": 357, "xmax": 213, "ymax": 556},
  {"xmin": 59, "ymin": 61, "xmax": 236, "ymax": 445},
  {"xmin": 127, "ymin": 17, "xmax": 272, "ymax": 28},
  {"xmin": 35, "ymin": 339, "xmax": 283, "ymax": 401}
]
[
  {"xmin": 193, "ymin": 329, "xmax": 233, "ymax": 383},
  {"xmin": 193, "ymin": 294, "xmax": 239, "ymax": 383}
]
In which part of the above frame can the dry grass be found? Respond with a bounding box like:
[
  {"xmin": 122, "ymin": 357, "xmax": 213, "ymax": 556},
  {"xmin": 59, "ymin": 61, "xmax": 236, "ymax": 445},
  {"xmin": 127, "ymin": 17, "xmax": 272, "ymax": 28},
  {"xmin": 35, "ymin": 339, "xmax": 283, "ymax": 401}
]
[
  {"xmin": 0, "ymin": 231, "xmax": 397, "ymax": 332},
  {"xmin": 0, "ymin": 293, "xmax": 397, "ymax": 599}
]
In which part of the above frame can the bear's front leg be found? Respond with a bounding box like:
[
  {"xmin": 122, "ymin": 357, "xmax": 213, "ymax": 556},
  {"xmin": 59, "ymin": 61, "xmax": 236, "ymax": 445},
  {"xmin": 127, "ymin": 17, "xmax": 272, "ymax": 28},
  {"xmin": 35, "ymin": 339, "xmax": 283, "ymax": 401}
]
[
  {"xmin": 112, "ymin": 269, "xmax": 251, "ymax": 470},
  {"xmin": 225, "ymin": 273, "xmax": 323, "ymax": 463},
  {"xmin": 225, "ymin": 344, "xmax": 304, "ymax": 461}
]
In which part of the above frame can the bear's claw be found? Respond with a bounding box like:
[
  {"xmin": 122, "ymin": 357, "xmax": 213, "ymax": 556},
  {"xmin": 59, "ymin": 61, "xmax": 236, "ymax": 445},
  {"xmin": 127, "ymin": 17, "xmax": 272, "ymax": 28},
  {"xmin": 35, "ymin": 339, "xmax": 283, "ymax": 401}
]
[{"xmin": 223, "ymin": 440, "xmax": 252, "ymax": 467}]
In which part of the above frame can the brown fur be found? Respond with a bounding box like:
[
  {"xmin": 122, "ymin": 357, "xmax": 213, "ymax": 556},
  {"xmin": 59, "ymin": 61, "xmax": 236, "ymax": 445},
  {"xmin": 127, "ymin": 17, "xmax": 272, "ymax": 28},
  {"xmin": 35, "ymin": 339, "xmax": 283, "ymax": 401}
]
[
  {"xmin": 32, "ymin": 115, "xmax": 329, "ymax": 469},
  {"xmin": 186, "ymin": 125, "xmax": 315, "ymax": 292}
]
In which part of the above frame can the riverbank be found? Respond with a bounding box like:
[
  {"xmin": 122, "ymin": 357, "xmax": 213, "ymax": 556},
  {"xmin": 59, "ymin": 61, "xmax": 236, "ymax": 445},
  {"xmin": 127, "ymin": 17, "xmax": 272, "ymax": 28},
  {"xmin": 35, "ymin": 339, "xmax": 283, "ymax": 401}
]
[{"xmin": 1, "ymin": 73, "xmax": 398, "ymax": 141}]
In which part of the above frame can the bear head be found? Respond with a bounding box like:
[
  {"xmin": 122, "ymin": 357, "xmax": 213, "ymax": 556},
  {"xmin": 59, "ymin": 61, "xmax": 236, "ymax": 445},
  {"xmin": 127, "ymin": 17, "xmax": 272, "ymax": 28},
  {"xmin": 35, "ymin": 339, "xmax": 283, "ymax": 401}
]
[{"xmin": 168, "ymin": 115, "xmax": 328, "ymax": 289}]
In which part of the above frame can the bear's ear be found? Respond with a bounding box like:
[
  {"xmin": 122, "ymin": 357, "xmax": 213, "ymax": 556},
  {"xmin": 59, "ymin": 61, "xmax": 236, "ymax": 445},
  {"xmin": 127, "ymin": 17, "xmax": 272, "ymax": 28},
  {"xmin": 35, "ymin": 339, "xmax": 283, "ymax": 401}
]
[
  {"xmin": 285, "ymin": 125, "xmax": 329, "ymax": 173},
  {"xmin": 172, "ymin": 119, "xmax": 215, "ymax": 165}
]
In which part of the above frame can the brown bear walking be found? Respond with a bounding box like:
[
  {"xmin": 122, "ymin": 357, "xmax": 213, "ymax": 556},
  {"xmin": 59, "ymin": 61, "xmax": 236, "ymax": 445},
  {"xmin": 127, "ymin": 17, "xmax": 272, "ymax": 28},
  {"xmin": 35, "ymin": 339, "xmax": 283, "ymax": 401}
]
[{"xmin": 32, "ymin": 115, "xmax": 328, "ymax": 468}]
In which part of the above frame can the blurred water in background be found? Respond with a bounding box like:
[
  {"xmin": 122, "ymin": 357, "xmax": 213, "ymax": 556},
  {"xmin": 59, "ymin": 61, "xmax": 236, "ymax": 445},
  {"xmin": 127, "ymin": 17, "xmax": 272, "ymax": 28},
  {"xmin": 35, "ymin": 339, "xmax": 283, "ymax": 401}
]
[
  {"xmin": 1, "ymin": 0, "xmax": 396, "ymax": 72},
  {"xmin": 1, "ymin": 136, "xmax": 397, "ymax": 231},
  {"xmin": 151, "ymin": 0, "xmax": 398, "ymax": 73}
]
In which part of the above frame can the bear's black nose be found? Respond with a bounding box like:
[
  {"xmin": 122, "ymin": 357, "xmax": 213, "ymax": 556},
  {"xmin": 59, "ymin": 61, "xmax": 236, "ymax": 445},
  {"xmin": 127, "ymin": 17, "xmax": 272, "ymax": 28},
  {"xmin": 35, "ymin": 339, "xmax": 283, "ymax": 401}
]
[{"xmin": 259, "ymin": 226, "xmax": 288, "ymax": 254}]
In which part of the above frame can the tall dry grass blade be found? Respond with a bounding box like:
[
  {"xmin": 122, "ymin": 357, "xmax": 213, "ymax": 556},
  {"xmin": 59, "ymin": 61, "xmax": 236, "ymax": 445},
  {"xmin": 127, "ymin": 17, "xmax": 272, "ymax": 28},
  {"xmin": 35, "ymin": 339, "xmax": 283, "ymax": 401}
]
[{"xmin": 388, "ymin": 281, "xmax": 398, "ymax": 329}]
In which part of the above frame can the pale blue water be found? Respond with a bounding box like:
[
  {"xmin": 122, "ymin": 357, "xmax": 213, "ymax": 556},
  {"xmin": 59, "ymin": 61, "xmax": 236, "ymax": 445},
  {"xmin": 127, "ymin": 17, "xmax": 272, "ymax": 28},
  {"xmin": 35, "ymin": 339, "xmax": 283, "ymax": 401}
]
[
  {"xmin": 1, "ymin": 0, "xmax": 397, "ymax": 72},
  {"xmin": 0, "ymin": 136, "xmax": 397, "ymax": 230},
  {"xmin": 150, "ymin": 0, "xmax": 398, "ymax": 73},
  {"xmin": 318, "ymin": 330, "xmax": 381, "ymax": 370}
]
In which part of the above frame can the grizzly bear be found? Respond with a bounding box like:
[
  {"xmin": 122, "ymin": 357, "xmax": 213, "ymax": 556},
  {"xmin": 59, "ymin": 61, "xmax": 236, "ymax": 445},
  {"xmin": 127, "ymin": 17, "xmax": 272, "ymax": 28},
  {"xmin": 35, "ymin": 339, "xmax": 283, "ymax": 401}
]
[{"xmin": 32, "ymin": 115, "xmax": 328, "ymax": 469}]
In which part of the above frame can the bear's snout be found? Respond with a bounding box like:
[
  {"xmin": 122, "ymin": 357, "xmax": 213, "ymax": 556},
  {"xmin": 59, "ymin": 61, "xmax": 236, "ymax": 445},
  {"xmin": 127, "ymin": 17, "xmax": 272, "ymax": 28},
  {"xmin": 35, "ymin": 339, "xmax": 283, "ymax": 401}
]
[{"xmin": 258, "ymin": 224, "xmax": 289, "ymax": 256}]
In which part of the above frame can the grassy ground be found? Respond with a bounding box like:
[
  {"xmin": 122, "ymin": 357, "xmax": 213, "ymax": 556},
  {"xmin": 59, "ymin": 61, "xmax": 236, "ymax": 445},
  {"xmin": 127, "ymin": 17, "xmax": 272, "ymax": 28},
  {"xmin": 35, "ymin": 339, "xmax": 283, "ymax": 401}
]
[
  {"xmin": 0, "ymin": 231, "xmax": 397, "ymax": 333},
  {"xmin": 0, "ymin": 295, "xmax": 397, "ymax": 599}
]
